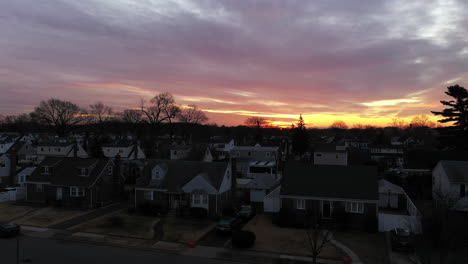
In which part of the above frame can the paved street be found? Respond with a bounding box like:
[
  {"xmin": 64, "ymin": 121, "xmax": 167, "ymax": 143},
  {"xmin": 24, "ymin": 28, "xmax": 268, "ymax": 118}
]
[{"xmin": 0, "ymin": 235, "xmax": 251, "ymax": 264}]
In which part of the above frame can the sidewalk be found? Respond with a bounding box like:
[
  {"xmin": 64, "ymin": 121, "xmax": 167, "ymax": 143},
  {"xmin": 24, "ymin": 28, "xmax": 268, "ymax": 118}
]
[
  {"xmin": 49, "ymin": 203, "xmax": 125, "ymax": 229},
  {"xmin": 20, "ymin": 226, "xmax": 346, "ymax": 264}
]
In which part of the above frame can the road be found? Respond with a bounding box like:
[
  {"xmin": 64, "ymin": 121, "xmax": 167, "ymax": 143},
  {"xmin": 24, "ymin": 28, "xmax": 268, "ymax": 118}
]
[{"xmin": 0, "ymin": 235, "xmax": 248, "ymax": 264}]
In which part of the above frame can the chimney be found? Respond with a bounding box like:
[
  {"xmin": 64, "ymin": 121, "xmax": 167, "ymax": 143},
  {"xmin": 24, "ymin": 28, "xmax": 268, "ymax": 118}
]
[
  {"xmin": 9, "ymin": 152, "xmax": 17, "ymax": 186},
  {"xmin": 73, "ymin": 141, "xmax": 78, "ymax": 158}
]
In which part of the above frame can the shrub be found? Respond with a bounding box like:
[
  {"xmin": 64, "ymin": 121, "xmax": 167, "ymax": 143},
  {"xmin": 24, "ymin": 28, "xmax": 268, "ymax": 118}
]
[
  {"xmin": 222, "ymin": 206, "xmax": 236, "ymax": 217},
  {"xmin": 108, "ymin": 216, "xmax": 124, "ymax": 227},
  {"xmin": 232, "ymin": 231, "xmax": 256, "ymax": 248},
  {"xmin": 138, "ymin": 202, "xmax": 168, "ymax": 216},
  {"xmin": 190, "ymin": 207, "xmax": 208, "ymax": 218},
  {"xmin": 364, "ymin": 214, "xmax": 378, "ymax": 233},
  {"xmin": 127, "ymin": 206, "xmax": 135, "ymax": 215}
]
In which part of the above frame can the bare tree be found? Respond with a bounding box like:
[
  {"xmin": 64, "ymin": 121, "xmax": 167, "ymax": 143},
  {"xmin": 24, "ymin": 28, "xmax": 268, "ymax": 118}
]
[
  {"xmin": 89, "ymin": 102, "xmax": 113, "ymax": 123},
  {"xmin": 245, "ymin": 116, "xmax": 269, "ymax": 128},
  {"xmin": 390, "ymin": 117, "xmax": 407, "ymax": 129},
  {"xmin": 410, "ymin": 115, "xmax": 435, "ymax": 128},
  {"xmin": 140, "ymin": 92, "xmax": 180, "ymax": 127},
  {"xmin": 30, "ymin": 98, "xmax": 87, "ymax": 136},
  {"xmin": 120, "ymin": 109, "xmax": 142, "ymax": 124},
  {"xmin": 177, "ymin": 104, "xmax": 208, "ymax": 124},
  {"xmin": 330, "ymin": 120, "xmax": 348, "ymax": 129},
  {"xmin": 306, "ymin": 225, "xmax": 333, "ymax": 264}
]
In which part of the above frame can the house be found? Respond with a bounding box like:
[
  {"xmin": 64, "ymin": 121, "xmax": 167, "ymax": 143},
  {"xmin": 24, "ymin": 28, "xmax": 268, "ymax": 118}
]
[
  {"xmin": 169, "ymin": 145, "xmax": 191, "ymax": 160},
  {"xmin": 102, "ymin": 142, "xmax": 146, "ymax": 160},
  {"xmin": 16, "ymin": 167, "xmax": 36, "ymax": 187},
  {"xmin": 207, "ymin": 139, "xmax": 235, "ymax": 161},
  {"xmin": 135, "ymin": 160, "xmax": 232, "ymax": 216},
  {"xmin": 313, "ymin": 144, "xmax": 348, "ymax": 166},
  {"xmin": 278, "ymin": 162, "xmax": 379, "ymax": 229},
  {"xmin": 0, "ymin": 140, "xmax": 23, "ymax": 187},
  {"xmin": 432, "ymin": 160, "xmax": 468, "ymax": 211},
  {"xmin": 378, "ymin": 179, "xmax": 421, "ymax": 233},
  {"xmin": 230, "ymin": 144, "xmax": 279, "ymax": 177},
  {"xmin": 37, "ymin": 139, "xmax": 88, "ymax": 158},
  {"xmin": 26, "ymin": 157, "xmax": 121, "ymax": 208},
  {"xmin": 369, "ymin": 144, "xmax": 404, "ymax": 168}
]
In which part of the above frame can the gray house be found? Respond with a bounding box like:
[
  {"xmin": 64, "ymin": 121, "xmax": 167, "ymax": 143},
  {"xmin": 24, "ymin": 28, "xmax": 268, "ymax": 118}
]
[
  {"xmin": 433, "ymin": 160, "xmax": 468, "ymax": 211},
  {"xmin": 135, "ymin": 160, "xmax": 233, "ymax": 216},
  {"xmin": 279, "ymin": 162, "xmax": 379, "ymax": 229}
]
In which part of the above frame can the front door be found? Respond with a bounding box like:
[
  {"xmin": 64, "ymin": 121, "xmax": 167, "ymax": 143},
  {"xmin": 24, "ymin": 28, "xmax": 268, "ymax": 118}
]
[
  {"xmin": 322, "ymin": 201, "xmax": 332, "ymax": 219},
  {"xmin": 56, "ymin": 187, "xmax": 63, "ymax": 200}
]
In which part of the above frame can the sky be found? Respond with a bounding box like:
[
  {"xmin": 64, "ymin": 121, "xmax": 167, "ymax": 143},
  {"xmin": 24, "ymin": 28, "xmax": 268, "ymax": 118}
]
[{"xmin": 0, "ymin": 0, "xmax": 467, "ymax": 127}]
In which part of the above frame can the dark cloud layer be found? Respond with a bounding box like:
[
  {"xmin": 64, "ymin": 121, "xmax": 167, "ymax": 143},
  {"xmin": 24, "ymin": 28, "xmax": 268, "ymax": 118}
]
[{"xmin": 1, "ymin": 0, "xmax": 467, "ymax": 126}]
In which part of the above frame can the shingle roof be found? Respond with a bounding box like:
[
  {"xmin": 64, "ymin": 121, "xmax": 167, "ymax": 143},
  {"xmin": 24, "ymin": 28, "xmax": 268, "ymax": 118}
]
[
  {"xmin": 280, "ymin": 162, "xmax": 378, "ymax": 200},
  {"xmin": 136, "ymin": 160, "xmax": 228, "ymax": 192},
  {"xmin": 27, "ymin": 157, "xmax": 110, "ymax": 187},
  {"xmin": 439, "ymin": 160, "xmax": 468, "ymax": 183}
]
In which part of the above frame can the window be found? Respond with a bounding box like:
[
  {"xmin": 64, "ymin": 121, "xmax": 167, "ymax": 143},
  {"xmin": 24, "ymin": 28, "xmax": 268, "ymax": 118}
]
[
  {"xmin": 346, "ymin": 202, "xmax": 364, "ymax": 213},
  {"xmin": 266, "ymin": 152, "xmax": 271, "ymax": 157},
  {"xmin": 36, "ymin": 184, "xmax": 43, "ymax": 192},
  {"xmin": 42, "ymin": 166, "xmax": 50, "ymax": 174},
  {"xmin": 79, "ymin": 168, "xmax": 89, "ymax": 176},
  {"xmin": 0, "ymin": 161, "xmax": 5, "ymax": 168},
  {"xmin": 461, "ymin": 185, "xmax": 466, "ymax": 198},
  {"xmin": 57, "ymin": 148, "xmax": 61, "ymax": 152},
  {"xmin": 336, "ymin": 155, "xmax": 339, "ymax": 159},
  {"xmin": 144, "ymin": 190, "xmax": 153, "ymax": 200},
  {"xmin": 40, "ymin": 147, "xmax": 44, "ymax": 151},
  {"xmin": 296, "ymin": 199, "xmax": 305, "ymax": 210},
  {"xmin": 247, "ymin": 151, "xmax": 252, "ymax": 157},
  {"xmin": 107, "ymin": 165, "xmax": 113, "ymax": 175},
  {"xmin": 192, "ymin": 194, "xmax": 208, "ymax": 205},
  {"xmin": 316, "ymin": 153, "xmax": 322, "ymax": 157},
  {"xmin": 119, "ymin": 149, "xmax": 124, "ymax": 154},
  {"xmin": 70, "ymin": 187, "xmax": 85, "ymax": 197},
  {"xmin": 173, "ymin": 150, "xmax": 177, "ymax": 155}
]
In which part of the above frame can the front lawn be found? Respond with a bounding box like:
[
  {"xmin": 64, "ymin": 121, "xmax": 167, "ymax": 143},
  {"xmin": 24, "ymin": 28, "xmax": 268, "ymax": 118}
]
[
  {"xmin": 334, "ymin": 230, "xmax": 390, "ymax": 264},
  {"xmin": 161, "ymin": 215, "xmax": 215, "ymax": 243},
  {"xmin": 71, "ymin": 210, "xmax": 158, "ymax": 239},
  {"xmin": 0, "ymin": 202, "xmax": 40, "ymax": 222},
  {"xmin": 14, "ymin": 207, "xmax": 90, "ymax": 227},
  {"xmin": 242, "ymin": 215, "xmax": 345, "ymax": 260}
]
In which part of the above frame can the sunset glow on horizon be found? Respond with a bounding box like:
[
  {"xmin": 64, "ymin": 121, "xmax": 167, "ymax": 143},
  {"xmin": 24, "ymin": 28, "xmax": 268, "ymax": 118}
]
[{"xmin": 0, "ymin": 0, "xmax": 466, "ymax": 127}]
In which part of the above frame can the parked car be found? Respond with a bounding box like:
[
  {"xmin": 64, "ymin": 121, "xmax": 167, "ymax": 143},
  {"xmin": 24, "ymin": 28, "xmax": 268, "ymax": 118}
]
[
  {"xmin": 0, "ymin": 222, "xmax": 20, "ymax": 238},
  {"xmin": 391, "ymin": 228, "xmax": 413, "ymax": 251},
  {"xmin": 216, "ymin": 218, "xmax": 242, "ymax": 234},
  {"xmin": 237, "ymin": 205, "xmax": 255, "ymax": 220}
]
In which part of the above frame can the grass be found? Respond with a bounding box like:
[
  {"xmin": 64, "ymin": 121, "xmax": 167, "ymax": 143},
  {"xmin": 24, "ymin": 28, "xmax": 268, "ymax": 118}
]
[
  {"xmin": 14, "ymin": 207, "xmax": 90, "ymax": 227},
  {"xmin": 334, "ymin": 230, "xmax": 390, "ymax": 264},
  {"xmin": 242, "ymin": 215, "xmax": 345, "ymax": 260},
  {"xmin": 71, "ymin": 210, "xmax": 158, "ymax": 239},
  {"xmin": 161, "ymin": 215, "xmax": 215, "ymax": 243},
  {"xmin": 0, "ymin": 202, "xmax": 40, "ymax": 222}
]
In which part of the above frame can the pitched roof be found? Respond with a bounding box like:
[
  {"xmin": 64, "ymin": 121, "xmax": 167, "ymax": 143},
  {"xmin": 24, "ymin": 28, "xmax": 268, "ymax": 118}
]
[
  {"xmin": 439, "ymin": 160, "xmax": 468, "ymax": 183},
  {"xmin": 136, "ymin": 160, "xmax": 228, "ymax": 192},
  {"xmin": 280, "ymin": 162, "xmax": 378, "ymax": 200},
  {"xmin": 27, "ymin": 157, "xmax": 110, "ymax": 187}
]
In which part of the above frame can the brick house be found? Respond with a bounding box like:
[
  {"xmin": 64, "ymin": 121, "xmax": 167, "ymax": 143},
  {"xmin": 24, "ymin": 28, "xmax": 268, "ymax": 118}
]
[
  {"xmin": 135, "ymin": 160, "xmax": 233, "ymax": 216},
  {"xmin": 26, "ymin": 157, "xmax": 123, "ymax": 208}
]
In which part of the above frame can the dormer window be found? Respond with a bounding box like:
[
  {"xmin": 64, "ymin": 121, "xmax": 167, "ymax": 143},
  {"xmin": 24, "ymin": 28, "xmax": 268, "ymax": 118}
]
[
  {"xmin": 266, "ymin": 152, "xmax": 271, "ymax": 157},
  {"xmin": 78, "ymin": 168, "xmax": 89, "ymax": 177},
  {"xmin": 42, "ymin": 166, "xmax": 50, "ymax": 174},
  {"xmin": 247, "ymin": 151, "xmax": 252, "ymax": 157},
  {"xmin": 107, "ymin": 165, "xmax": 113, "ymax": 175}
]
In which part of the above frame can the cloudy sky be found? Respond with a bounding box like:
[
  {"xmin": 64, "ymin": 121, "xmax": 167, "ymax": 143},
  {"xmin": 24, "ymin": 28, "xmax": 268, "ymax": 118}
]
[{"xmin": 0, "ymin": 0, "xmax": 467, "ymax": 127}]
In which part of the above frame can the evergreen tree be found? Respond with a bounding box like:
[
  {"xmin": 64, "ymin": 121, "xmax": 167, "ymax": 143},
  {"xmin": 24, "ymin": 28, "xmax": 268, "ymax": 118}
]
[
  {"xmin": 431, "ymin": 84, "xmax": 468, "ymax": 133},
  {"xmin": 291, "ymin": 114, "xmax": 310, "ymax": 155}
]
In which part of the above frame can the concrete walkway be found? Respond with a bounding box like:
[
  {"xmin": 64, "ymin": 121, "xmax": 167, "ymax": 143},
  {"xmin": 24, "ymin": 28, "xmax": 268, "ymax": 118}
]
[
  {"xmin": 49, "ymin": 203, "xmax": 125, "ymax": 229},
  {"xmin": 329, "ymin": 231, "xmax": 363, "ymax": 264}
]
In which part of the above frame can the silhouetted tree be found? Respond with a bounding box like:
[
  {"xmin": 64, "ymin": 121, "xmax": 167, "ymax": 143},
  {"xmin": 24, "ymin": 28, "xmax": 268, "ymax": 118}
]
[
  {"xmin": 390, "ymin": 117, "xmax": 407, "ymax": 129},
  {"xmin": 120, "ymin": 109, "xmax": 142, "ymax": 124},
  {"xmin": 330, "ymin": 120, "xmax": 348, "ymax": 129},
  {"xmin": 291, "ymin": 114, "xmax": 310, "ymax": 155},
  {"xmin": 89, "ymin": 102, "xmax": 113, "ymax": 123},
  {"xmin": 306, "ymin": 225, "xmax": 332, "ymax": 264},
  {"xmin": 410, "ymin": 115, "xmax": 435, "ymax": 128},
  {"xmin": 244, "ymin": 116, "xmax": 269, "ymax": 128},
  {"xmin": 177, "ymin": 104, "xmax": 208, "ymax": 124},
  {"xmin": 140, "ymin": 92, "xmax": 180, "ymax": 136},
  {"xmin": 30, "ymin": 98, "xmax": 87, "ymax": 136},
  {"xmin": 432, "ymin": 84, "xmax": 468, "ymax": 133}
]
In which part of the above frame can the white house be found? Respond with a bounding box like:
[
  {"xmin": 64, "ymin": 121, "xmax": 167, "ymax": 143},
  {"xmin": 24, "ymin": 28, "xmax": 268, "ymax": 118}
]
[
  {"xmin": 169, "ymin": 145, "xmax": 191, "ymax": 160},
  {"xmin": 102, "ymin": 142, "xmax": 146, "ymax": 160},
  {"xmin": 314, "ymin": 144, "xmax": 348, "ymax": 166},
  {"xmin": 432, "ymin": 160, "xmax": 468, "ymax": 211},
  {"xmin": 37, "ymin": 139, "xmax": 88, "ymax": 158}
]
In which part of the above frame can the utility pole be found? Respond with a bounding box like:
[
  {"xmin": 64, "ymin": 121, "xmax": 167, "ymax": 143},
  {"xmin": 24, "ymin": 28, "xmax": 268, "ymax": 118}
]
[{"xmin": 16, "ymin": 234, "xmax": 19, "ymax": 264}]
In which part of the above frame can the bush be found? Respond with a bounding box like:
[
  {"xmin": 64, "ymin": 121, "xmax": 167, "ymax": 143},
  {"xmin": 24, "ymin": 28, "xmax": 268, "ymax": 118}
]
[
  {"xmin": 108, "ymin": 216, "xmax": 124, "ymax": 227},
  {"xmin": 190, "ymin": 207, "xmax": 208, "ymax": 218},
  {"xmin": 232, "ymin": 231, "xmax": 256, "ymax": 248},
  {"xmin": 138, "ymin": 202, "xmax": 168, "ymax": 216},
  {"xmin": 127, "ymin": 206, "xmax": 135, "ymax": 215},
  {"xmin": 222, "ymin": 206, "xmax": 236, "ymax": 217},
  {"xmin": 364, "ymin": 214, "xmax": 378, "ymax": 233}
]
